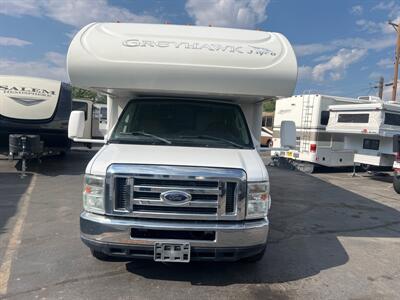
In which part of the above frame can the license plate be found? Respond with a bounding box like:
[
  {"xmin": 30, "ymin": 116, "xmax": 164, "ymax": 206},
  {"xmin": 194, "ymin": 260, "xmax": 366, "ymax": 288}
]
[
  {"xmin": 154, "ymin": 242, "xmax": 191, "ymax": 263},
  {"xmin": 286, "ymin": 151, "xmax": 293, "ymax": 158}
]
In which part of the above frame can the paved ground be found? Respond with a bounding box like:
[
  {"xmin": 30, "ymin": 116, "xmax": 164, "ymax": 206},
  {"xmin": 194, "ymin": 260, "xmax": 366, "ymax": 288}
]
[{"xmin": 0, "ymin": 150, "xmax": 399, "ymax": 300}]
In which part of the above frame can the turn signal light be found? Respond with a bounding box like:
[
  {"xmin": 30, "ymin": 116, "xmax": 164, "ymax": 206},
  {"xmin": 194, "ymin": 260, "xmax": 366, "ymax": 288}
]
[{"xmin": 310, "ymin": 144, "xmax": 317, "ymax": 153}]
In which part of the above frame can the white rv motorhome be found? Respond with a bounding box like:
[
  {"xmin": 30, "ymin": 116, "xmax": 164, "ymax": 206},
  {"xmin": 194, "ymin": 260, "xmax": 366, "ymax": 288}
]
[
  {"xmin": 0, "ymin": 75, "xmax": 72, "ymax": 158},
  {"xmin": 271, "ymin": 94, "xmax": 366, "ymax": 172},
  {"xmin": 326, "ymin": 101, "xmax": 400, "ymax": 169},
  {"xmin": 72, "ymin": 99, "xmax": 107, "ymax": 141},
  {"xmin": 67, "ymin": 22, "xmax": 297, "ymax": 263}
]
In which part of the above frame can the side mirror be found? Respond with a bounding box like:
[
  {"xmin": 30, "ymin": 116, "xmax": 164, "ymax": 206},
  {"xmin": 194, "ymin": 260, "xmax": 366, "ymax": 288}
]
[
  {"xmin": 280, "ymin": 121, "xmax": 296, "ymax": 148},
  {"xmin": 68, "ymin": 111, "xmax": 85, "ymax": 139}
]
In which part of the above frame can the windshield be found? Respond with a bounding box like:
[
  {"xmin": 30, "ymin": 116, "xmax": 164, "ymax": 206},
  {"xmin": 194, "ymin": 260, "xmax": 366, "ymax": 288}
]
[{"xmin": 109, "ymin": 99, "xmax": 253, "ymax": 149}]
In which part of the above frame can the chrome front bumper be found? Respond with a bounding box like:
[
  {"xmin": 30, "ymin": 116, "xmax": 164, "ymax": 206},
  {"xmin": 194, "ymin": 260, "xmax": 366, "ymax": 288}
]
[{"xmin": 80, "ymin": 211, "xmax": 269, "ymax": 258}]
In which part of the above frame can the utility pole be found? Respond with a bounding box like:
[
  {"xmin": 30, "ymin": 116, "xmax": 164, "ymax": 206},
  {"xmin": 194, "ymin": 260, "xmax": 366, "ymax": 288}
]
[
  {"xmin": 378, "ymin": 76, "xmax": 384, "ymax": 99},
  {"xmin": 389, "ymin": 21, "xmax": 400, "ymax": 101}
]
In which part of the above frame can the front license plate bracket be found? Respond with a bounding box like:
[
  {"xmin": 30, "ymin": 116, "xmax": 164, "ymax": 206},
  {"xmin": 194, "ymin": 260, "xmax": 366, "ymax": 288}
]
[{"xmin": 154, "ymin": 242, "xmax": 191, "ymax": 263}]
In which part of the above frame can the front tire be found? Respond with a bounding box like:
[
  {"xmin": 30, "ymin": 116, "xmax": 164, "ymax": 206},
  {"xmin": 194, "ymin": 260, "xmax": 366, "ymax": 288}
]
[
  {"xmin": 360, "ymin": 164, "xmax": 371, "ymax": 172},
  {"xmin": 393, "ymin": 174, "xmax": 400, "ymax": 194},
  {"xmin": 241, "ymin": 246, "xmax": 266, "ymax": 263},
  {"xmin": 90, "ymin": 248, "xmax": 112, "ymax": 261}
]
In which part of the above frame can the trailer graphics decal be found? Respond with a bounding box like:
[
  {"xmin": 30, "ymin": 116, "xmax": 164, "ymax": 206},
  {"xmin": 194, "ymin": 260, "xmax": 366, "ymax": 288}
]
[
  {"xmin": 122, "ymin": 39, "xmax": 277, "ymax": 57},
  {"xmin": 8, "ymin": 97, "xmax": 47, "ymax": 106},
  {"xmin": 0, "ymin": 85, "xmax": 56, "ymax": 97}
]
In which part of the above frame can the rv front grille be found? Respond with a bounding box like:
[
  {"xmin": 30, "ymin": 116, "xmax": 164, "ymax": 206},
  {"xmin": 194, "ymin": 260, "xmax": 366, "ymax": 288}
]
[
  {"xmin": 108, "ymin": 165, "xmax": 246, "ymax": 221},
  {"xmin": 225, "ymin": 182, "xmax": 236, "ymax": 214},
  {"xmin": 114, "ymin": 177, "xmax": 131, "ymax": 211}
]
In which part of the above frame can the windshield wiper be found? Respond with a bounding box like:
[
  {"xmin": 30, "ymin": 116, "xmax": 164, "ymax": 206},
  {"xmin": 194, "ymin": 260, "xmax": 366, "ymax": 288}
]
[
  {"xmin": 118, "ymin": 131, "xmax": 172, "ymax": 144},
  {"xmin": 178, "ymin": 135, "xmax": 245, "ymax": 149}
]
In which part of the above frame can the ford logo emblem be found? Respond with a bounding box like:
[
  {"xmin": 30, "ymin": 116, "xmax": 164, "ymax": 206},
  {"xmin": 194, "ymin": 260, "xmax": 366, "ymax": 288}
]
[{"xmin": 161, "ymin": 190, "xmax": 191, "ymax": 205}]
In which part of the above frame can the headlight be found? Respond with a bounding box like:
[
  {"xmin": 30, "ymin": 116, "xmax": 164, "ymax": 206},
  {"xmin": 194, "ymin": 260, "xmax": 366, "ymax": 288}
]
[
  {"xmin": 83, "ymin": 174, "xmax": 105, "ymax": 214},
  {"xmin": 246, "ymin": 181, "xmax": 270, "ymax": 219}
]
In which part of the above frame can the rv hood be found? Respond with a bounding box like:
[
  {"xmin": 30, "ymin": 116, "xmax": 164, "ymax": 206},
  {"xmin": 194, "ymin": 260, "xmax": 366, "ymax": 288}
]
[{"xmin": 86, "ymin": 144, "xmax": 268, "ymax": 182}]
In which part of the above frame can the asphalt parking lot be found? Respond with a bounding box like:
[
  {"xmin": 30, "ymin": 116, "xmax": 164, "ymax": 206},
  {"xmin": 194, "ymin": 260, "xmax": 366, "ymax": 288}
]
[{"xmin": 0, "ymin": 150, "xmax": 399, "ymax": 300}]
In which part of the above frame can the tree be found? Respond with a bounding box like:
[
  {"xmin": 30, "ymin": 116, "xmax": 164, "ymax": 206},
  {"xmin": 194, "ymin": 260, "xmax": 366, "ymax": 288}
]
[
  {"xmin": 263, "ymin": 100, "xmax": 276, "ymax": 112},
  {"xmin": 72, "ymin": 87, "xmax": 97, "ymax": 100},
  {"xmin": 72, "ymin": 87, "xmax": 106, "ymax": 103}
]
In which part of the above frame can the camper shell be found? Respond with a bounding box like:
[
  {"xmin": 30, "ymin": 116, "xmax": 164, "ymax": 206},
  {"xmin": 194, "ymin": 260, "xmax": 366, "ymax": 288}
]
[
  {"xmin": 0, "ymin": 75, "xmax": 72, "ymax": 155},
  {"xmin": 326, "ymin": 101, "xmax": 400, "ymax": 167},
  {"xmin": 67, "ymin": 23, "xmax": 297, "ymax": 262},
  {"xmin": 271, "ymin": 94, "xmax": 366, "ymax": 171}
]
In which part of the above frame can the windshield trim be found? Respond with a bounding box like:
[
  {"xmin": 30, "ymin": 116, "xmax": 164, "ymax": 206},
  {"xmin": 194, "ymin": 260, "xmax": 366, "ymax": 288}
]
[{"xmin": 110, "ymin": 98, "xmax": 255, "ymax": 150}]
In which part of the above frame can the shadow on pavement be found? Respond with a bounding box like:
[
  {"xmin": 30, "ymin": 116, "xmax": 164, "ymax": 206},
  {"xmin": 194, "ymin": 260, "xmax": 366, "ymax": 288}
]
[
  {"xmin": 124, "ymin": 167, "xmax": 400, "ymax": 285},
  {"xmin": 0, "ymin": 173, "xmax": 32, "ymax": 235},
  {"xmin": 12, "ymin": 150, "xmax": 96, "ymax": 176}
]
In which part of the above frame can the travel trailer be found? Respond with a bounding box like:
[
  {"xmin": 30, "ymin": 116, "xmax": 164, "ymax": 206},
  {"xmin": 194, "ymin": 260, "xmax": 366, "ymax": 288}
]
[
  {"xmin": 271, "ymin": 94, "xmax": 366, "ymax": 172},
  {"xmin": 72, "ymin": 99, "xmax": 107, "ymax": 141},
  {"xmin": 0, "ymin": 75, "xmax": 72, "ymax": 159},
  {"xmin": 326, "ymin": 101, "xmax": 400, "ymax": 169},
  {"xmin": 67, "ymin": 22, "xmax": 297, "ymax": 262}
]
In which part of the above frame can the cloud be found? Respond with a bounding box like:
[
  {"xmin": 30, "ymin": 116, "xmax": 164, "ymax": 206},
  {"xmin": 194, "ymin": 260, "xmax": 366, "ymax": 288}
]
[
  {"xmin": 44, "ymin": 51, "xmax": 66, "ymax": 67},
  {"xmin": 0, "ymin": 36, "xmax": 31, "ymax": 47},
  {"xmin": 368, "ymin": 71, "xmax": 383, "ymax": 80},
  {"xmin": 0, "ymin": 0, "xmax": 158, "ymax": 27},
  {"xmin": 373, "ymin": 1, "xmax": 400, "ymax": 19},
  {"xmin": 185, "ymin": 0, "xmax": 269, "ymax": 28},
  {"xmin": 355, "ymin": 19, "xmax": 382, "ymax": 33},
  {"xmin": 0, "ymin": 52, "xmax": 68, "ymax": 82},
  {"xmin": 294, "ymin": 35, "xmax": 395, "ymax": 57},
  {"xmin": 350, "ymin": 5, "xmax": 363, "ymax": 15},
  {"xmin": 377, "ymin": 58, "xmax": 394, "ymax": 69},
  {"xmin": 297, "ymin": 66, "xmax": 312, "ymax": 81},
  {"xmin": 294, "ymin": 43, "xmax": 336, "ymax": 57},
  {"xmin": 311, "ymin": 48, "xmax": 367, "ymax": 82},
  {"xmin": 0, "ymin": 0, "xmax": 40, "ymax": 16}
]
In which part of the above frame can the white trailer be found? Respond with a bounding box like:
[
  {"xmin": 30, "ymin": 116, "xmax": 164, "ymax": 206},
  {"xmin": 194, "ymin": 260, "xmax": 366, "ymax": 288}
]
[
  {"xmin": 0, "ymin": 75, "xmax": 72, "ymax": 174},
  {"xmin": 326, "ymin": 101, "xmax": 400, "ymax": 169},
  {"xmin": 67, "ymin": 22, "xmax": 297, "ymax": 262},
  {"xmin": 72, "ymin": 99, "xmax": 107, "ymax": 141},
  {"xmin": 271, "ymin": 94, "xmax": 366, "ymax": 172}
]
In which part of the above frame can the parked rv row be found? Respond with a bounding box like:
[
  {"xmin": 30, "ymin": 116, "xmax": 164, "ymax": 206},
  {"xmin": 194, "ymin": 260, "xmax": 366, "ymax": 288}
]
[{"xmin": 271, "ymin": 94, "xmax": 400, "ymax": 193}]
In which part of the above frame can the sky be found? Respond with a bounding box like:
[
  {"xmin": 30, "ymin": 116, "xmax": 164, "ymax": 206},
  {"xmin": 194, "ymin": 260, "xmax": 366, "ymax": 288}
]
[{"xmin": 0, "ymin": 0, "xmax": 399, "ymax": 99}]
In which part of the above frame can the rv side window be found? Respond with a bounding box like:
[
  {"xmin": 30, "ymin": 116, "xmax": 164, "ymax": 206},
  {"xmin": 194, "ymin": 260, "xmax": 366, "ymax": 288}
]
[
  {"xmin": 338, "ymin": 113, "xmax": 369, "ymax": 123},
  {"xmin": 100, "ymin": 107, "xmax": 107, "ymax": 120},
  {"xmin": 363, "ymin": 139, "xmax": 379, "ymax": 150},
  {"xmin": 72, "ymin": 101, "xmax": 88, "ymax": 120},
  {"xmin": 384, "ymin": 113, "xmax": 400, "ymax": 126},
  {"xmin": 320, "ymin": 111, "xmax": 330, "ymax": 125}
]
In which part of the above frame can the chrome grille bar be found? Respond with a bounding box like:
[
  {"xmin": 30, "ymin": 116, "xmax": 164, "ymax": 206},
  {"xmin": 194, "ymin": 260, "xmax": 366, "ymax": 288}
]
[{"xmin": 106, "ymin": 164, "xmax": 246, "ymax": 221}]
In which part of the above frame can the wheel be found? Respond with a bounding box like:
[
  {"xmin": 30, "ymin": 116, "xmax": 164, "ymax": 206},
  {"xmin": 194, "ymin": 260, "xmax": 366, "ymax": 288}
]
[
  {"xmin": 90, "ymin": 248, "xmax": 112, "ymax": 261},
  {"xmin": 295, "ymin": 162, "xmax": 315, "ymax": 174},
  {"xmin": 393, "ymin": 175, "xmax": 400, "ymax": 194},
  {"xmin": 360, "ymin": 164, "xmax": 371, "ymax": 172},
  {"xmin": 241, "ymin": 246, "xmax": 266, "ymax": 263}
]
